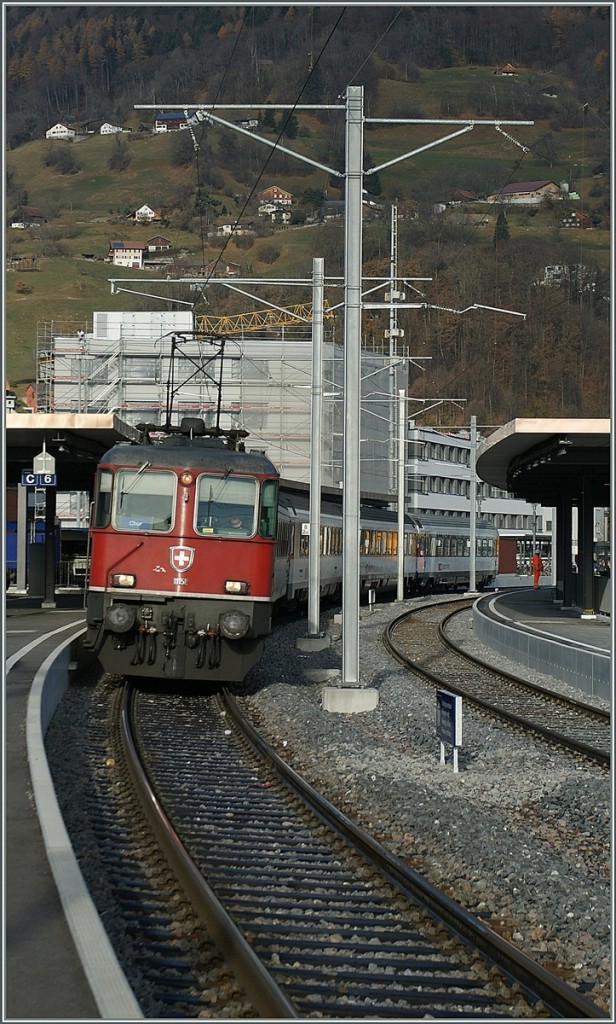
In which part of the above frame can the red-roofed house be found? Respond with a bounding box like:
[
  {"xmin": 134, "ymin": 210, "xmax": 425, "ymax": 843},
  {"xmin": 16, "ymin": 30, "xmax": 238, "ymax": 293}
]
[
  {"xmin": 10, "ymin": 205, "xmax": 47, "ymax": 229},
  {"xmin": 257, "ymin": 185, "xmax": 293, "ymax": 205},
  {"xmin": 108, "ymin": 240, "xmax": 147, "ymax": 268}
]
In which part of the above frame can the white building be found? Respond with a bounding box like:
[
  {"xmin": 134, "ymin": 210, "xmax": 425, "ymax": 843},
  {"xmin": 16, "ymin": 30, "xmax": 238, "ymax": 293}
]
[
  {"xmin": 100, "ymin": 122, "xmax": 124, "ymax": 135},
  {"xmin": 131, "ymin": 204, "xmax": 159, "ymax": 224},
  {"xmin": 406, "ymin": 420, "xmax": 550, "ymax": 531},
  {"xmin": 108, "ymin": 242, "xmax": 146, "ymax": 268},
  {"xmin": 36, "ymin": 310, "xmax": 391, "ymax": 489},
  {"xmin": 36, "ymin": 310, "xmax": 547, "ymax": 551},
  {"xmin": 45, "ymin": 123, "xmax": 76, "ymax": 140}
]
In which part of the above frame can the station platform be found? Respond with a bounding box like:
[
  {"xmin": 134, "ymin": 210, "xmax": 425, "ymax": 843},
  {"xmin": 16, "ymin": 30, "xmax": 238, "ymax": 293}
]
[
  {"xmin": 474, "ymin": 586, "xmax": 611, "ymax": 702},
  {"xmin": 4, "ymin": 593, "xmax": 141, "ymax": 1021}
]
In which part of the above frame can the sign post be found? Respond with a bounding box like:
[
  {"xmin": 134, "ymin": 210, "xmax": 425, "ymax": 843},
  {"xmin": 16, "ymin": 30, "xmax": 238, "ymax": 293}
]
[{"xmin": 436, "ymin": 689, "xmax": 463, "ymax": 772}]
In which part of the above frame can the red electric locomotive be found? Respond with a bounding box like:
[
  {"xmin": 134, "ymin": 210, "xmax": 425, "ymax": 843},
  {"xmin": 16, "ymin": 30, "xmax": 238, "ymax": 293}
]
[{"xmin": 84, "ymin": 418, "xmax": 280, "ymax": 683}]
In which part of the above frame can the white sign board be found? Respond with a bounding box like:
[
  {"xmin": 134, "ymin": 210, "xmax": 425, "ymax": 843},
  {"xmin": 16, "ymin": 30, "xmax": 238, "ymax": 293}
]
[{"xmin": 33, "ymin": 449, "xmax": 56, "ymax": 474}]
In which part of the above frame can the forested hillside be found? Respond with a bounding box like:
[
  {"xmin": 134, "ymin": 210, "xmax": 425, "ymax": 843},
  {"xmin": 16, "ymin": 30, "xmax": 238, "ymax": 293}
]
[
  {"xmin": 5, "ymin": 5, "xmax": 611, "ymax": 142},
  {"xmin": 4, "ymin": 5, "xmax": 611, "ymax": 422}
]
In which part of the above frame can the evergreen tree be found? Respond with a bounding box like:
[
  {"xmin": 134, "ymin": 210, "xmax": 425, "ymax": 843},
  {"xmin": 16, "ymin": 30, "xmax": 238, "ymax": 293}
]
[
  {"xmin": 494, "ymin": 207, "xmax": 510, "ymax": 247},
  {"xmin": 279, "ymin": 112, "xmax": 299, "ymax": 139},
  {"xmin": 261, "ymin": 106, "xmax": 277, "ymax": 132},
  {"xmin": 364, "ymin": 152, "xmax": 382, "ymax": 196}
]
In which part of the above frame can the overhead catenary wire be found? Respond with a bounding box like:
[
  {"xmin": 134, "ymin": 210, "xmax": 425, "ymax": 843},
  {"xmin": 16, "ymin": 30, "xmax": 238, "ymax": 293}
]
[
  {"xmin": 408, "ymin": 86, "xmax": 608, "ymax": 411},
  {"xmin": 194, "ymin": 7, "xmax": 348, "ymax": 302}
]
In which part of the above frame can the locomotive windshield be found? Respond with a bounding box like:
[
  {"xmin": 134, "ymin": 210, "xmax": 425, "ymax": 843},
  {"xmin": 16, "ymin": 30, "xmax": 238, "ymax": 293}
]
[
  {"xmin": 196, "ymin": 473, "xmax": 258, "ymax": 536},
  {"xmin": 113, "ymin": 469, "xmax": 175, "ymax": 531}
]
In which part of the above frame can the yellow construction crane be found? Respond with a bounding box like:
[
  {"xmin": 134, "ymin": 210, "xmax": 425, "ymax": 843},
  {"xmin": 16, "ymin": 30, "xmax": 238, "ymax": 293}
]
[{"xmin": 195, "ymin": 302, "xmax": 333, "ymax": 336}]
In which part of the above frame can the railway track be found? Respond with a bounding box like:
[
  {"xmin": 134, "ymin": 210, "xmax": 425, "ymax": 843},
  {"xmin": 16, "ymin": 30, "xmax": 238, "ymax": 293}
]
[
  {"xmin": 383, "ymin": 598, "xmax": 610, "ymax": 767},
  {"xmin": 117, "ymin": 679, "xmax": 606, "ymax": 1018}
]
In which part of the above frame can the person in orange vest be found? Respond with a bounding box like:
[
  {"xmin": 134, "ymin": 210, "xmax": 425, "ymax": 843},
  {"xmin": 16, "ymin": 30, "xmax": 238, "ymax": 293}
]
[{"xmin": 531, "ymin": 550, "xmax": 543, "ymax": 589}]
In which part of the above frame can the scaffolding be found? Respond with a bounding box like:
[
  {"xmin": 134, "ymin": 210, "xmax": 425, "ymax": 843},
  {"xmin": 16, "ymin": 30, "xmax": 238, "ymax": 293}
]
[{"xmin": 36, "ymin": 309, "xmax": 395, "ymax": 491}]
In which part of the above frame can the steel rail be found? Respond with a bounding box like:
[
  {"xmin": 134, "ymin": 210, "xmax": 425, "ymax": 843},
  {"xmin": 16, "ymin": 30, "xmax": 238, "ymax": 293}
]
[
  {"xmin": 383, "ymin": 602, "xmax": 610, "ymax": 768},
  {"xmin": 118, "ymin": 683, "xmax": 299, "ymax": 1020},
  {"xmin": 439, "ymin": 606, "xmax": 611, "ymax": 721},
  {"xmin": 221, "ymin": 689, "xmax": 608, "ymax": 1020}
]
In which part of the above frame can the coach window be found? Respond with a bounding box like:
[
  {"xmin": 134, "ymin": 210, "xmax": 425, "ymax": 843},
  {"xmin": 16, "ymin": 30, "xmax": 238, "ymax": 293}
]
[
  {"xmin": 196, "ymin": 474, "xmax": 257, "ymax": 535},
  {"xmin": 114, "ymin": 470, "xmax": 175, "ymax": 531},
  {"xmin": 321, "ymin": 526, "xmax": 328, "ymax": 555},
  {"xmin": 299, "ymin": 527, "xmax": 310, "ymax": 557}
]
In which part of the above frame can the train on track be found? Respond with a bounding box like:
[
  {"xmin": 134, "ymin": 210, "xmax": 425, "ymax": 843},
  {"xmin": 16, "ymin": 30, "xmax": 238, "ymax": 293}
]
[{"xmin": 84, "ymin": 417, "xmax": 498, "ymax": 684}]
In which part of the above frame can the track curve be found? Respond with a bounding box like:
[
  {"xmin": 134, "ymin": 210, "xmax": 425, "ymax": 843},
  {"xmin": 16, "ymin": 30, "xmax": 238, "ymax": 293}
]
[
  {"xmin": 118, "ymin": 679, "xmax": 607, "ymax": 1019},
  {"xmin": 383, "ymin": 599, "xmax": 610, "ymax": 766}
]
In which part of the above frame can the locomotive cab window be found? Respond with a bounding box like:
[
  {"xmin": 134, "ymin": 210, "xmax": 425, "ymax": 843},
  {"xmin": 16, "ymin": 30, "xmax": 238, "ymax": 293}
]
[
  {"xmin": 93, "ymin": 469, "xmax": 112, "ymax": 528},
  {"xmin": 196, "ymin": 474, "xmax": 257, "ymax": 536},
  {"xmin": 258, "ymin": 479, "xmax": 278, "ymax": 538},
  {"xmin": 113, "ymin": 469, "xmax": 175, "ymax": 531}
]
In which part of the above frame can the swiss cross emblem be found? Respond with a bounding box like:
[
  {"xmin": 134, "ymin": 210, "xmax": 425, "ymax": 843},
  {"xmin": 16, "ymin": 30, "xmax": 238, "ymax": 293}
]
[{"xmin": 170, "ymin": 546, "xmax": 195, "ymax": 573}]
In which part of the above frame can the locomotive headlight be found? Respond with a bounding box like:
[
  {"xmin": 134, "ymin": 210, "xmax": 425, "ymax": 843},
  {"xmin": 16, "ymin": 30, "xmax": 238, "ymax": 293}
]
[
  {"xmin": 219, "ymin": 610, "xmax": 250, "ymax": 639},
  {"xmin": 180, "ymin": 471, "xmax": 194, "ymax": 486},
  {"xmin": 224, "ymin": 580, "xmax": 249, "ymax": 595},
  {"xmin": 111, "ymin": 573, "xmax": 136, "ymax": 587},
  {"xmin": 105, "ymin": 603, "xmax": 136, "ymax": 633}
]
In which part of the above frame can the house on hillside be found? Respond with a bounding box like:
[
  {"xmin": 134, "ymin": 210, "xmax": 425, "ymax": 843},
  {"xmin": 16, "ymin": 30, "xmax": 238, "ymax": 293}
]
[
  {"xmin": 146, "ymin": 235, "xmax": 172, "ymax": 252},
  {"xmin": 128, "ymin": 204, "xmax": 162, "ymax": 224},
  {"xmin": 108, "ymin": 240, "xmax": 147, "ymax": 269},
  {"xmin": 450, "ymin": 188, "xmax": 477, "ymax": 204},
  {"xmin": 5, "ymin": 384, "xmax": 17, "ymax": 413},
  {"xmin": 215, "ymin": 221, "xmax": 255, "ymax": 236},
  {"xmin": 486, "ymin": 180, "xmax": 560, "ymax": 204},
  {"xmin": 100, "ymin": 122, "xmax": 127, "ymax": 135},
  {"xmin": 495, "ymin": 62, "xmax": 517, "ymax": 76},
  {"xmin": 362, "ymin": 192, "xmax": 384, "ymax": 215},
  {"xmin": 10, "ymin": 206, "xmax": 47, "ymax": 229},
  {"xmin": 258, "ymin": 203, "xmax": 280, "ymax": 216},
  {"xmin": 537, "ymin": 264, "xmax": 596, "ymax": 291},
  {"xmin": 153, "ymin": 111, "xmax": 193, "ymax": 132},
  {"xmin": 562, "ymin": 210, "xmax": 593, "ymax": 229},
  {"xmin": 201, "ymin": 258, "xmax": 241, "ymax": 277},
  {"xmin": 45, "ymin": 122, "xmax": 76, "ymax": 140},
  {"xmin": 320, "ymin": 192, "xmax": 383, "ymax": 220},
  {"xmin": 6, "ymin": 254, "xmax": 39, "ymax": 270},
  {"xmin": 321, "ymin": 198, "xmax": 345, "ymax": 220},
  {"xmin": 434, "ymin": 189, "xmax": 479, "ymax": 213},
  {"xmin": 257, "ymin": 185, "xmax": 293, "ymax": 205}
]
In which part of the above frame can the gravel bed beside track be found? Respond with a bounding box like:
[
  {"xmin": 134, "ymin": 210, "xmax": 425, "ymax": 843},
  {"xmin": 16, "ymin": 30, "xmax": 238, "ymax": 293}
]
[{"xmin": 234, "ymin": 596, "xmax": 611, "ymax": 1015}]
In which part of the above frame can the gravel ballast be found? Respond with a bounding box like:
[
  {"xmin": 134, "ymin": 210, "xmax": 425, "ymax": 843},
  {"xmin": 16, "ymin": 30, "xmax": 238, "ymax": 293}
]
[
  {"xmin": 46, "ymin": 594, "xmax": 611, "ymax": 1016},
  {"xmin": 234, "ymin": 596, "xmax": 611, "ymax": 1014}
]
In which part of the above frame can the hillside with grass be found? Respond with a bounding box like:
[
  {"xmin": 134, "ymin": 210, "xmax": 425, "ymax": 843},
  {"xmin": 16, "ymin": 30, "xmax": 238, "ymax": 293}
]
[{"xmin": 5, "ymin": 6, "xmax": 610, "ymax": 422}]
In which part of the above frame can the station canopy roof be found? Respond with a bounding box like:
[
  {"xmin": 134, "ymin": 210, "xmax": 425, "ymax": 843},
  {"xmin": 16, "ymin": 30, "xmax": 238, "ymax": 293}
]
[
  {"xmin": 5, "ymin": 412, "xmax": 140, "ymax": 491},
  {"xmin": 476, "ymin": 418, "xmax": 610, "ymax": 506}
]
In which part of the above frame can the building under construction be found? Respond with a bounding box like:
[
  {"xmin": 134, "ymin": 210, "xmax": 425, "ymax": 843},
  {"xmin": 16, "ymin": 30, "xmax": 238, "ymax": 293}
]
[{"xmin": 35, "ymin": 309, "xmax": 399, "ymax": 494}]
